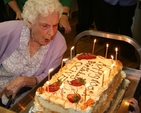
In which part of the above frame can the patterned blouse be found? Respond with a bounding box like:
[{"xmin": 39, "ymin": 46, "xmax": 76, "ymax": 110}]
[{"xmin": 0, "ymin": 25, "xmax": 49, "ymax": 89}]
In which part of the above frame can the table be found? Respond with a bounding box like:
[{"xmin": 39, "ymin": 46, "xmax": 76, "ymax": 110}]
[{"xmin": 0, "ymin": 106, "xmax": 15, "ymax": 113}]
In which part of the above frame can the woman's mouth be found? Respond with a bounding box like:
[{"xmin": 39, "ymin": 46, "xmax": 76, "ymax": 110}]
[{"xmin": 45, "ymin": 39, "xmax": 50, "ymax": 44}]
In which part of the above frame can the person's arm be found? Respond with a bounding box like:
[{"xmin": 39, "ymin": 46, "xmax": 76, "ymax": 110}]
[
  {"xmin": 6, "ymin": 0, "xmax": 22, "ymax": 20},
  {"xmin": 0, "ymin": 76, "xmax": 37, "ymax": 99},
  {"xmin": 59, "ymin": 0, "xmax": 72, "ymax": 34},
  {"xmin": 0, "ymin": 21, "xmax": 32, "ymax": 100}
]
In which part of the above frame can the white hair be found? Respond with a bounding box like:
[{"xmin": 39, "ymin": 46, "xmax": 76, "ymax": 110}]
[{"xmin": 22, "ymin": 0, "xmax": 63, "ymax": 25}]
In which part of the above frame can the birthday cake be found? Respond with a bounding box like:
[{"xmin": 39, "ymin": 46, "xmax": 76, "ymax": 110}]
[{"xmin": 33, "ymin": 53, "xmax": 127, "ymax": 113}]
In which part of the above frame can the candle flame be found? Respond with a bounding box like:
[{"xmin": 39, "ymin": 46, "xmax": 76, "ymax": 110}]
[
  {"xmin": 71, "ymin": 46, "xmax": 74, "ymax": 50},
  {"xmin": 63, "ymin": 58, "xmax": 68, "ymax": 62},
  {"xmin": 111, "ymin": 63, "xmax": 115, "ymax": 68},
  {"xmin": 49, "ymin": 68, "xmax": 54, "ymax": 73},
  {"xmin": 106, "ymin": 44, "xmax": 109, "ymax": 47},
  {"xmin": 104, "ymin": 71, "xmax": 107, "ymax": 74},
  {"xmin": 94, "ymin": 39, "xmax": 96, "ymax": 43},
  {"xmin": 115, "ymin": 47, "xmax": 118, "ymax": 52},
  {"xmin": 60, "ymin": 83, "xmax": 64, "ymax": 89},
  {"xmin": 85, "ymin": 83, "xmax": 90, "ymax": 87},
  {"xmin": 46, "ymin": 81, "xmax": 50, "ymax": 85},
  {"xmin": 111, "ymin": 55, "xmax": 114, "ymax": 60}
]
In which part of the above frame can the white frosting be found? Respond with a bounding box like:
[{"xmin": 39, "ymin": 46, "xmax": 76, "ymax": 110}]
[{"xmin": 34, "ymin": 55, "xmax": 124, "ymax": 113}]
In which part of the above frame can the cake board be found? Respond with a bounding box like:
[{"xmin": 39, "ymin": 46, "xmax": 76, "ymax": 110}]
[{"xmin": 105, "ymin": 79, "xmax": 130, "ymax": 113}]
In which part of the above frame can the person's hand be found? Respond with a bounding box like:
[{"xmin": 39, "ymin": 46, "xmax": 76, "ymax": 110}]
[
  {"xmin": 15, "ymin": 10, "xmax": 23, "ymax": 20},
  {"xmin": 0, "ymin": 76, "xmax": 37, "ymax": 100},
  {"xmin": 0, "ymin": 77, "xmax": 26, "ymax": 100},
  {"xmin": 59, "ymin": 15, "xmax": 71, "ymax": 34},
  {"xmin": 128, "ymin": 98, "xmax": 140, "ymax": 113},
  {"xmin": 8, "ymin": 0, "xmax": 23, "ymax": 20}
]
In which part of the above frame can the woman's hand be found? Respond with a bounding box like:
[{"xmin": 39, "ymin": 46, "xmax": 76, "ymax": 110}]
[
  {"xmin": 0, "ymin": 76, "xmax": 37, "ymax": 99},
  {"xmin": 128, "ymin": 98, "xmax": 140, "ymax": 113}
]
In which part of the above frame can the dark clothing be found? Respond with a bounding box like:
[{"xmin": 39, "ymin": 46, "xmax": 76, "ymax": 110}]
[
  {"xmin": 104, "ymin": 0, "xmax": 138, "ymax": 6},
  {"xmin": 102, "ymin": 1, "xmax": 137, "ymax": 37},
  {"xmin": 76, "ymin": 0, "xmax": 94, "ymax": 35},
  {"xmin": 0, "ymin": 0, "xmax": 8, "ymax": 22},
  {"xmin": 101, "ymin": 1, "xmax": 137, "ymax": 61},
  {"xmin": 76, "ymin": 0, "xmax": 105, "ymax": 35}
]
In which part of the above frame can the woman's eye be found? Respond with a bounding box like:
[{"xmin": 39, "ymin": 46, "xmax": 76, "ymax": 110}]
[{"xmin": 41, "ymin": 25, "xmax": 49, "ymax": 29}]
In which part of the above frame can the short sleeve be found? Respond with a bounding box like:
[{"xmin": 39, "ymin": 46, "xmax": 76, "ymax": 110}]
[{"xmin": 59, "ymin": 0, "xmax": 72, "ymax": 8}]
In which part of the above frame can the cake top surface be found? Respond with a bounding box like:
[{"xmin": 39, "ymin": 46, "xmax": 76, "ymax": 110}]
[{"xmin": 36, "ymin": 53, "xmax": 125, "ymax": 111}]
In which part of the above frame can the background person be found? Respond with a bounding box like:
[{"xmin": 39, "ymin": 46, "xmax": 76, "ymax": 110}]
[
  {"xmin": 3, "ymin": 0, "xmax": 72, "ymax": 34},
  {"xmin": 76, "ymin": 0, "xmax": 105, "ymax": 35},
  {"xmin": 0, "ymin": 0, "xmax": 66, "ymax": 105},
  {"xmin": 100, "ymin": 0, "xmax": 138, "ymax": 62},
  {"xmin": 59, "ymin": 0, "xmax": 72, "ymax": 34}
]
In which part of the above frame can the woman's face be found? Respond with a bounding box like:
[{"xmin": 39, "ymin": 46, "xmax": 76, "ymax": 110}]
[{"xmin": 29, "ymin": 11, "xmax": 59, "ymax": 46}]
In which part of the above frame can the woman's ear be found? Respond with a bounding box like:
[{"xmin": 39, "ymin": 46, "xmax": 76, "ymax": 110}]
[{"xmin": 27, "ymin": 21, "xmax": 32, "ymax": 29}]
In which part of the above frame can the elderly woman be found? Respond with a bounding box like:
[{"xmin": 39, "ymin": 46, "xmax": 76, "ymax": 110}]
[{"xmin": 0, "ymin": 0, "xmax": 67, "ymax": 104}]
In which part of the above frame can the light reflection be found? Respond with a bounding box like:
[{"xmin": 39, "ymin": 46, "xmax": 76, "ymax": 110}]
[
  {"xmin": 124, "ymin": 100, "xmax": 129, "ymax": 106},
  {"xmin": 18, "ymin": 103, "xmax": 25, "ymax": 110},
  {"xmin": 29, "ymin": 94, "xmax": 34, "ymax": 99}
]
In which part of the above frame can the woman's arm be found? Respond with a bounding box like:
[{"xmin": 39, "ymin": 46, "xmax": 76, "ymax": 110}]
[{"xmin": 0, "ymin": 76, "xmax": 37, "ymax": 99}]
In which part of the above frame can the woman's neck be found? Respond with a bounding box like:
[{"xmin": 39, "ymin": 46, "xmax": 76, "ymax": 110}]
[{"xmin": 28, "ymin": 39, "xmax": 41, "ymax": 58}]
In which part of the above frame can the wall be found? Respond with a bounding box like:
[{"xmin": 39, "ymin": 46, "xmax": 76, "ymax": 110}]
[{"xmin": 132, "ymin": 0, "xmax": 141, "ymax": 45}]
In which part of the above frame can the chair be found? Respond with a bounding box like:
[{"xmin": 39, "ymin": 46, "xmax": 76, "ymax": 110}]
[
  {"xmin": 0, "ymin": 87, "xmax": 31, "ymax": 109},
  {"xmin": 72, "ymin": 30, "xmax": 141, "ymax": 69}
]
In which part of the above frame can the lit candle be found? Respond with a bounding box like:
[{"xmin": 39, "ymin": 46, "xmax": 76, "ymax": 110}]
[
  {"xmin": 115, "ymin": 47, "xmax": 118, "ymax": 60},
  {"xmin": 92, "ymin": 39, "xmax": 96, "ymax": 55},
  {"xmin": 70, "ymin": 46, "xmax": 74, "ymax": 60},
  {"xmin": 61, "ymin": 58, "xmax": 68, "ymax": 68},
  {"xmin": 111, "ymin": 55, "xmax": 114, "ymax": 60},
  {"xmin": 48, "ymin": 68, "xmax": 54, "ymax": 81},
  {"xmin": 60, "ymin": 83, "xmax": 64, "ymax": 99},
  {"xmin": 84, "ymin": 83, "xmax": 90, "ymax": 102},
  {"xmin": 111, "ymin": 55, "xmax": 114, "ymax": 64},
  {"xmin": 105, "ymin": 44, "xmax": 109, "ymax": 58},
  {"xmin": 46, "ymin": 81, "xmax": 50, "ymax": 92}
]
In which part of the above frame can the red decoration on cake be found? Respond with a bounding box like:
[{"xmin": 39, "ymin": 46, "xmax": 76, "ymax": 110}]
[
  {"xmin": 46, "ymin": 79, "xmax": 62, "ymax": 92},
  {"xmin": 70, "ymin": 78, "xmax": 86, "ymax": 86},
  {"xmin": 77, "ymin": 53, "xmax": 96, "ymax": 60},
  {"xmin": 67, "ymin": 93, "xmax": 81, "ymax": 103}
]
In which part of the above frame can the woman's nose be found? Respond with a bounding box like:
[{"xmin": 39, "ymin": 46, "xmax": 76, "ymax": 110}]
[{"xmin": 47, "ymin": 27, "xmax": 54, "ymax": 36}]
